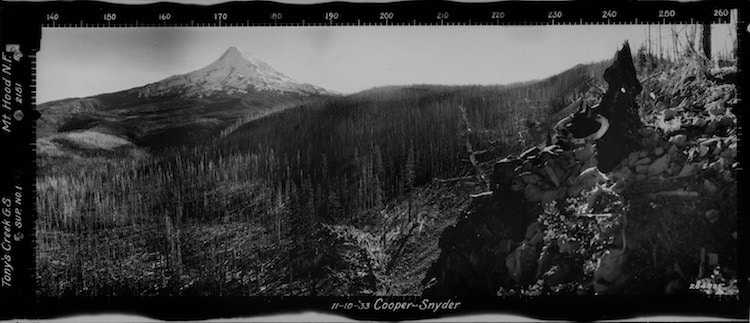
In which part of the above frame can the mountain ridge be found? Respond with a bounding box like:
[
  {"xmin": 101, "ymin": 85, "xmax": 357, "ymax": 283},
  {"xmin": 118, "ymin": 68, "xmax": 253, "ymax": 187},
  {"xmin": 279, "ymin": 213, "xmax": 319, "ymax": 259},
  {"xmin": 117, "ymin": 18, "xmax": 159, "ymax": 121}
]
[
  {"xmin": 40, "ymin": 46, "xmax": 329, "ymax": 106},
  {"xmin": 36, "ymin": 47, "xmax": 332, "ymax": 141}
]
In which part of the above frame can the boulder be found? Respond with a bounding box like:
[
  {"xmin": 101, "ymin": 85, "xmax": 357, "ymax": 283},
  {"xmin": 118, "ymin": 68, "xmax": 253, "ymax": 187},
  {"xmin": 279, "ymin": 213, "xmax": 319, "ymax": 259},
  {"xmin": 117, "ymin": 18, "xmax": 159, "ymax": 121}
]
[
  {"xmin": 610, "ymin": 178, "xmax": 628, "ymax": 193},
  {"xmin": 579, "ymin": 167, "xmax": 608, "ymax": 188},
  {"xmin": 638, "ymin": 127, "xmax": 655, "ymax": 137},
  {"xmin": 609, "ymin": 167, "xmax": 633, "ymax": 181},
  {"xmin": 663, "ymin": 109, "xmax": 678, "ymax": 120},
  {"xmin": 520, "ymin": 172, "xmax": 542, "ymax": 185},
  {"xmin": 721, "ymin": 142, "xmax": 737, "ymax": 160},
  {"xmin": 626, "ymin": 152, "xmax": 640, "ymax": 167},
  {"xmin": 541, "ymin": 189, "xmax": 560, "ymax": 204},
  {"xmin": 705, "ymin": 209, "xmax": 720, "ymax": 224},
  {"xmin": 706, "ymin": 101, "xmax": 726, "ymax": 116},
  {"xmin": 705, "ymin": 119, "xmax": 720, "ymax": 133},
  {"xmin": 524, "ymin": 221, "xmax": 541, "ymax": 239},
  {"xmin": 709, "ymin": 158, "xmax": 726, "ymax": 171},
  {"xmin": 542, "ymin": 261, "xmax": 583, "ymax": 288},
  {"xmin": 699, "ymin": 145, "xmax": 710, "ymax": 157},
  {"xmin": 557, "ymin": 237, "xmax": 580, "ymax": 255},
  {"xmin": 668, "ymin": 144, "xmax": 679, "ymax": 155},
  {"xmin": 544, "ymin": 162, "xmax": 561, "ymax": 187},
  {"xmin": 719, "ymin": 115, "xmax": 735, "ymax": 127},
  {"xmin": 677, "ymin": 162, "xmax": 697, "ymax": 177},
  {"xmin": 707, "ymin": 253, "xmax": 719, "ymax": 266},
  {"xmin": 574, "ymin": 143, "xmax": 595, "ymax": 161},
  {"xmin": 581, "ymin": 156, "xmax": 598, "ymax": 170},
  {"xmin": 669, "ymin": 134, "xmax": 687, "ymax": 148},
  {"xmin": 634, "ymin": 157, "xmax": 652, "ymax": 166},
  {"xmin": 505, "ymin": 243, "xmax": 539, "ymax": 285},
  {"xmin": 655, "ymin": 101, "xmax": 668, "ymax": 111},
  {"xmin": 524, "ymin": 184, "xmax": 544, "ymax": 202},
  {"xmin": 647, "ymin": 154, "xmax": 670, "ymax": 176},
  {"xmin": 651, "ymin": 132, "xmax": 662, "ymax": 145},
  {"xmin": 703, "ymin": 179, "xmax": 719, "ymax": 195},
  {"xmin": 692, "ymin": 117, "xmax": 708, "ymax": 128},
  {"xmin": 594, "ymin": 248, "xmax": 628, "ymax": 294},
  {"xmin": 567, "ymin": 184, "xmax": 584, "ymax": 196},
  {"xmin": 524, "ymin": 222, "xmax": 543, "ymax": 245}
]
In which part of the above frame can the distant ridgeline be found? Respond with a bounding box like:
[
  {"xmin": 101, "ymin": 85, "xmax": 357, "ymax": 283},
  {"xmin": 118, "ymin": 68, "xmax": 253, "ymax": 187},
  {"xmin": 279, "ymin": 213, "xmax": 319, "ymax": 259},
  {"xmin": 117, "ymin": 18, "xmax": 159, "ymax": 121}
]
[{"xmin": 423, "ymin": 42, "xmax": 739, "ymax": 296}]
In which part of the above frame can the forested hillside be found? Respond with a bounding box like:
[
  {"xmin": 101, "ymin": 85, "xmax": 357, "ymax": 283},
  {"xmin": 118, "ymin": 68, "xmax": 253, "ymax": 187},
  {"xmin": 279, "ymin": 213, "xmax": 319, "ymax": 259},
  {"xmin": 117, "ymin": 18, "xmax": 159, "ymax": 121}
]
[{"xmin": 215, "ymin": 62, "xmax": 608, "ymax": 219}]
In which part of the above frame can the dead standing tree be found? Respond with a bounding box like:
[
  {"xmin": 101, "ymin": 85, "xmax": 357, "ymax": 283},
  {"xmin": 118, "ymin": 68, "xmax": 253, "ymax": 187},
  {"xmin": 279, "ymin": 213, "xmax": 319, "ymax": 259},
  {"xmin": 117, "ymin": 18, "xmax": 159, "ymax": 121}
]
[
  {"xmin": 458, "ymin": 104, "xmax": 492, "ymax": 191},
  {"xmin": 701, "ymin": 23, "xmax": 711, "ymax": 61},
  {"xmin": 433, "ymin": 104, "xmax": 492, "ymax": 191}
]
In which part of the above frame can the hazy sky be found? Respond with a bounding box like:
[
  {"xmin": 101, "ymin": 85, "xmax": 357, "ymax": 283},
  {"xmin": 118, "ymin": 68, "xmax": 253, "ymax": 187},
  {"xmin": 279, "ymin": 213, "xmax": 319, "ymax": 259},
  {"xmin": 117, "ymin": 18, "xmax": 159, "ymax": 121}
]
[{"xmin": 38, "ymin": 24, "xmax": 736, "ymax": 103}]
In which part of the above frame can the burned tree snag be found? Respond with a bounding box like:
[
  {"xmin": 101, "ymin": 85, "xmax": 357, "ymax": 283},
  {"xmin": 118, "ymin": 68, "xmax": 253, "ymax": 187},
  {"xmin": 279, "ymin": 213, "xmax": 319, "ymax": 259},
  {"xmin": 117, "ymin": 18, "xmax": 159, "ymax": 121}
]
[
  {"xmin": 593, "ymin": 42, "xmax": 644, "ymax": 172},
  {"xmin": 458, "ymin": 104, "xmax": 491, "ymax": 191},
  {"xmin": 701, "ymin": 23, "xmax": 712, "ymax": 61}
]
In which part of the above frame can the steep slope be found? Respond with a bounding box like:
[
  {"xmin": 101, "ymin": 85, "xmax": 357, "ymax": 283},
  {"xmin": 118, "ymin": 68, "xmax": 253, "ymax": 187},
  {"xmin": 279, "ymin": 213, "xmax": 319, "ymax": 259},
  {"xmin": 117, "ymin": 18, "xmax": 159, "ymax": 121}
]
[{"xmin": 422, "ymin": 45, "xmax": 739, "ymax": 296}]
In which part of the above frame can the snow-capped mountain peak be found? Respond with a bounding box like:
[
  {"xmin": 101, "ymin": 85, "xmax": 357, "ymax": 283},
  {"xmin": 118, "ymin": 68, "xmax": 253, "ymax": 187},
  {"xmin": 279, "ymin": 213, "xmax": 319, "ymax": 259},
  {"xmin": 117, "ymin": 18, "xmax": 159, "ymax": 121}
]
[{"xmin": 136, "ymin": 46, "xmax": 327, "ymax": 99}]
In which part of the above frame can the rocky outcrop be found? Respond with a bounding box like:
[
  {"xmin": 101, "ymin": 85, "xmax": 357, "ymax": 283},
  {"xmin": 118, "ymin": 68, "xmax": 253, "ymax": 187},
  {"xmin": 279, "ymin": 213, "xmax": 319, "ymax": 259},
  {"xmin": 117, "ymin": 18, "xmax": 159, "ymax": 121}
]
[
  {"xmin": 421, "ymin": 159, "xmax": 532, "ymax": 295},
  {"xmin": 422, "ymin": 42, "xmax": 738, "ymax": 296},
  {"xmin": 422, "ymin": 43, "xmax": 638, "ymax": 295}
]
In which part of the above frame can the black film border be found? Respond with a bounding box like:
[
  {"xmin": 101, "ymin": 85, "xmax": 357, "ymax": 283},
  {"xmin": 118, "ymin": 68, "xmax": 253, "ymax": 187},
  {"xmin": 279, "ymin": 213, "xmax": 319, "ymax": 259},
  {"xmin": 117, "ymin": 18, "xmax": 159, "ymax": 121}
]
[{"xmin": 0, "ymin": 0, "xmax": 748, "ymax": 321}]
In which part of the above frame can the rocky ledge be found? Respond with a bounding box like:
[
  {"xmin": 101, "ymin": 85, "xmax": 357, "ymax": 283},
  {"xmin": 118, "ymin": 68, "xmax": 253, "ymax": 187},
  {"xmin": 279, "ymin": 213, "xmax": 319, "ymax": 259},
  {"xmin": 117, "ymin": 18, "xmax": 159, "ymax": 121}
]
[{"xmin": 422, "ymin": 42, "xmax": 738, "ymax": 296}]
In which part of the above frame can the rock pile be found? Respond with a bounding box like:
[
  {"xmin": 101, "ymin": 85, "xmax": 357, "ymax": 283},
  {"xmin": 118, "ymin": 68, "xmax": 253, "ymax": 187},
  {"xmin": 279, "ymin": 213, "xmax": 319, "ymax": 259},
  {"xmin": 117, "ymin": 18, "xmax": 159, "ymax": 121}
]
[
  {"xmin": 595, "ymin": 57, "xmax": 739, "ymax": 295},
  {"xmin": 422, "ymin": 43, "xmax": 738, "ymax": 296}
]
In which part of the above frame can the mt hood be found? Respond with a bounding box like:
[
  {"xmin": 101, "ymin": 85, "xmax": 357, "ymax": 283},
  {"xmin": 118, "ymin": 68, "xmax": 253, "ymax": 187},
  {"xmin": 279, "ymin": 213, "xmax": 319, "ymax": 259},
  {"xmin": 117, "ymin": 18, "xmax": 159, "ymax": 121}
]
[{"xmin": 136, "ymin": 46, "xmax": 328, "ymax": 99}]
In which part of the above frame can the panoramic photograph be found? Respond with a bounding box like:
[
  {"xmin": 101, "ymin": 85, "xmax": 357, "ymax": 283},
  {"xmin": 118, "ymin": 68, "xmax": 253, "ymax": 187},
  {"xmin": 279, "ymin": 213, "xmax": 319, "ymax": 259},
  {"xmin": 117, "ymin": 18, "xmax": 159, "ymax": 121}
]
[{"xmin": 35, "ymin": 24, "xmax": 738, "ymax": 297}]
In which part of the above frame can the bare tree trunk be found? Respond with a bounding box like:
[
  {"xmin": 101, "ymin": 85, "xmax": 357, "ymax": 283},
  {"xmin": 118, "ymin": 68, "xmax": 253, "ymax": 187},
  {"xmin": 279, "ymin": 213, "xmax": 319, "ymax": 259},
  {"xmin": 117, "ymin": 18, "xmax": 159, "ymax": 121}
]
[
  {"xmin": 685, "ymin": 25, "xmax": 698, "ymax": 55},
  {"xmin": 701, "ymin": 23, "xmax": 712, "ymax": 60},
  {"xmin": 672, "ymin": 26, "xmax": 680, "ymax": 60},
  {"xmin": 457, "ymin": 104, "xmax": 491, "ymax": 191},
  {"xmin": 277, "ymin": 215, "xmax": 281, "ymax": 243},
  {"xmin": 648, "ymin": 24, "xmax": 651, "ymax": 57},
  {"xmin": 165, "ymin": 200, "xmax": 183, "ymax": 286},
  {"xmin": 408, "ymin": 193, "xmax": 412, "ymax": 223},
  {"xmin": 659, "ymin": 25, "xmax": 663, "ymax": 61}
]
